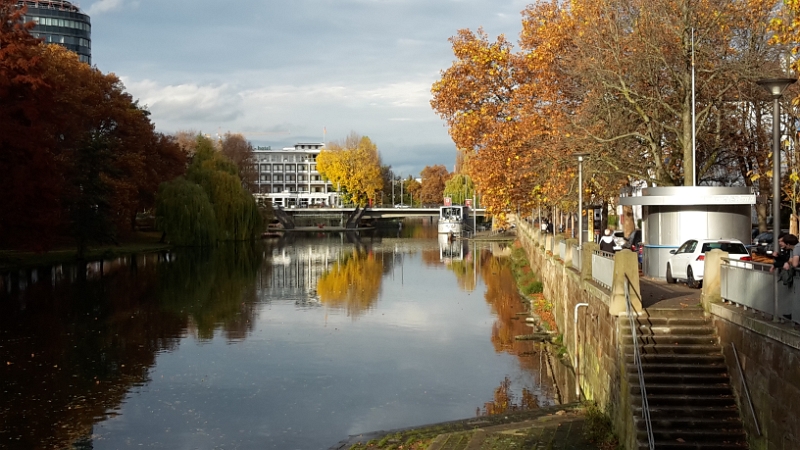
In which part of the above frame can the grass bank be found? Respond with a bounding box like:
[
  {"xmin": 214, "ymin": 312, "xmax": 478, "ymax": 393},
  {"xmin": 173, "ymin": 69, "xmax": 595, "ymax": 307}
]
[{"xmin": 0, "ymin": 232, "xmax": 171, "ymax": 271}]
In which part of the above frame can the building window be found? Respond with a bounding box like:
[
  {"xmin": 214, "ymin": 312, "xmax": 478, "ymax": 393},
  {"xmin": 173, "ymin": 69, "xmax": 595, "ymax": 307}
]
[
  {"xmin": 298, "ymin": 164, "xmax": 306, "ymax": 171},
  {"xmin": 260, "ymin": 164, "xmax": 269, "ymax": 172},
  {"xmin": 261, "ymin": 174, "xmax": 271, "ymax": 182},
  {"xmin": 286, "ymin": 164, "xmax": 295, "ymax": 171},
  {"xmin": 273, "ymin": 164, "xmax": 283, "ymax": 172},
  {"xmin": 311, "ymin": 164, "xmax": 317, "ymax": 171}
]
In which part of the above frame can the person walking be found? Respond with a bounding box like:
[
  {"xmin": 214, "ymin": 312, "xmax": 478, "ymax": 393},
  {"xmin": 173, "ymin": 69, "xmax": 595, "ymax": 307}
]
[{"xmin": 599, "ymin": 229, "xmax": 616, "ymax": 253}]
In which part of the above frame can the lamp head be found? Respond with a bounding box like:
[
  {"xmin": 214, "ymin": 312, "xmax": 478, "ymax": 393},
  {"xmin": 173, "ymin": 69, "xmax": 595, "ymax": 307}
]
[
  {"xmin": 757, "ymin": 78, "xmax": 797, "ymax": 98},
  {"xmin": 574, "ymin": 152, "xmax": 590, "ymax": 162}
]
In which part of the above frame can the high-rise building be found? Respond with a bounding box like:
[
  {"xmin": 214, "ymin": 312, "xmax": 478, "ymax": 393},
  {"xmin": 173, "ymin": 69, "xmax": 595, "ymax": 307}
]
[{"xmin": 17, "ymin": 0, "xmax": 91, "ymax": 64}]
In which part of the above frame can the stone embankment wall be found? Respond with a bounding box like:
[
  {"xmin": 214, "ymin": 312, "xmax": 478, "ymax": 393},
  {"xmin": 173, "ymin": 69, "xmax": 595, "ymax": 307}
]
[{"xmin": 514, "ymin": 220, "xmax": 638, "ymax": 450}]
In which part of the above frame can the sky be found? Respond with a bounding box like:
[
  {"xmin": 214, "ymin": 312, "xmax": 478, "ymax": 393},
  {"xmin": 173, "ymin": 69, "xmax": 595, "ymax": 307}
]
[{"xmin": 84, "ymin": 0, "xmax": 529, "ymax": 177}]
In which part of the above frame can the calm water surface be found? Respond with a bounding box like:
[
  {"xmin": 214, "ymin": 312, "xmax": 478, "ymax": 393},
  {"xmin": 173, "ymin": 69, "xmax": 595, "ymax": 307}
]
[{"xmin": 1, "ymin": 226, "xmax": 565, "ymax": 449}]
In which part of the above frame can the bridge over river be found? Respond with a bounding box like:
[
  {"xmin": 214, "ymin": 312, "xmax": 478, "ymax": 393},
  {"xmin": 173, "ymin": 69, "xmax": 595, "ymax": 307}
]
[{"xmin": 271, "ymin": 206, "xmax": 489, "ymax": 231}]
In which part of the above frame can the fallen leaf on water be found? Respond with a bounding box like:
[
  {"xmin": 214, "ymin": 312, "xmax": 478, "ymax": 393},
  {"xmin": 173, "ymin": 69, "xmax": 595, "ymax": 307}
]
[{"xmin": 676, "ymin": 438, "xmax": 685, "ymax": 442}]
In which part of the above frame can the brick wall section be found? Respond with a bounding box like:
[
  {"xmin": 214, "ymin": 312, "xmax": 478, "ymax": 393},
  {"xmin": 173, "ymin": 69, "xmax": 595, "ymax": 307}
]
[
  {"xmin": 710, "ymin": 304, "xmax": 800, "ymax": 450},
  {"xmin": 516, "ymin": 221, "xmax": 638, "ymax": 450}
]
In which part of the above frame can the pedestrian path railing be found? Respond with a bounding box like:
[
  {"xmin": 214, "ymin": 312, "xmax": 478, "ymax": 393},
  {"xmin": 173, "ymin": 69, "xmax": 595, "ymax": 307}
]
[
  {"xmin": 572, "ymin": 245, "xmax": 582, "ymax": 272},
  {"xmin": 592, "ymin": 250, "xmax": 615, "ymax": 289},
  {"xmin": 625, "ymin": 273, "xmax": 654, "ymax": 450},
  {"xmin": 720, "ymin": 258, "xmax": 800, "ymax": 324}
]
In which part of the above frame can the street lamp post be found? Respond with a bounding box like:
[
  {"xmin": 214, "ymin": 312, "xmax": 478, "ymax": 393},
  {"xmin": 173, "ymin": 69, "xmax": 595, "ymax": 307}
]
[
  {"xmin": 400, "ymin": 179, "xmax": 405, "ymax": 206},
  {"xmin": 575, "ymin": 153, "xmax": 590, "ymax": 246},
  {"xmin": 757, "ymin": 77, "xmax": 796, "ymax": 322}
]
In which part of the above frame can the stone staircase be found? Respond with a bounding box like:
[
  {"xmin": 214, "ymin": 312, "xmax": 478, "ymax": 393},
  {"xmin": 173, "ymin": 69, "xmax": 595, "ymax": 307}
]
[{"xmin": 623, "ymin": 307, "xmax": 749, "ymax": 450}]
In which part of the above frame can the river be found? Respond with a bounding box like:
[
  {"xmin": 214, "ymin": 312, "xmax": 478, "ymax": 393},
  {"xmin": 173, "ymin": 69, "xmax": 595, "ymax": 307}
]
[{"xmin": 0, "ymin": 224, "xmax": 568, "ymax": 449}]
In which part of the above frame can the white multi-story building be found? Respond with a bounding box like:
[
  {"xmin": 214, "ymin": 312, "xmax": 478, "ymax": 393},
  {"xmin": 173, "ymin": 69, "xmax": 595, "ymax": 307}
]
[{"xmin": 252, "ymin": 143, "xmax": 340, "ymax": 208}]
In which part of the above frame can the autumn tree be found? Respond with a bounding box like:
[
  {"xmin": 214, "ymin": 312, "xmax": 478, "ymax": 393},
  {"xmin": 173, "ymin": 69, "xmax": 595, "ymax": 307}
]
[
  {"xmin": 403, "ymin": 176, "xmax": 421, "ymax": 206},
  {"xmin": 317, "ymin": 132, "xmax": 384, "ymax": 206},
  {"xmin": 419, "ymin": 165, "xmax": 451, "ymax": 205},
  {"xmin": 432, "ymin": 0, "xmax": 786, "ymax": 220},
  {"xmin": 0, "ymin": 8, "xmax": 186, "ymax": 250},
  {"xmin": 220, "ymin": 132, "xmax": 257, "ymax": 191},
  {"xmin": 0, "ymin": 0, "xmax": 60, "ymax": 249}
]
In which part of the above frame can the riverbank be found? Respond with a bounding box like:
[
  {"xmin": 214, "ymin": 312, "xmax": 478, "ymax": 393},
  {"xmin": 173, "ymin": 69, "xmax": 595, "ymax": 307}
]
[
  {"xmin": 330, "ymin": 403, "xmax": 614, "ymax": 450},
  {"xmin": 0, "ymin": 231, "xmax": 171, "ymax": 271}
]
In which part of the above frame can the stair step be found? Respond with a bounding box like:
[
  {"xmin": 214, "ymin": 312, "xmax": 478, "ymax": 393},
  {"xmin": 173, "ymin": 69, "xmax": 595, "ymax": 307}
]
[
  {"xmin": 626, "ymin": 353, "xmax": 725, "ymax": 365},
  {"xmin": 637, "ymin": 442, "xmax": 747, "ymax": 450},
  {"xmin": 628, "ymin": 315, "xmax": 710, "ymax": 327},
  {"xmin": 637, "ymin": 307, "xmax": 707, "ymax": 319},
  {"xmin": 634, "ymin": 363, "xmax": 728, "ymax": 375},
  {"xmin": 624, "ymin": 335, "xmax": 719, "ymax": 345},
  {"xmin": 640, "ymin": 428, "xmax": 747, "ymax": 441},
  {"xmin": 635, "ymin": 416, "xmax": 744, "ymax": 430},
  {"xmin": 623, "ymin": 325, "xmax": 717, "ymax": 336},
  {"xmin": 628, "ymin": 372, "xmax": 730, "ymax": 385},
  {"xmin": 634, "ymin": 405, "xmax": 742, "ymax": 420},
  {"xmin": 641, "ymin": 394, "xmax": 736, "ymax": 407},
  {"xmin": 631, "ymin": 383, "xmax": 733, "ymax": 396},
  {"xmin": 625, "ymin": 344, "xmax": 722, "ymax": 355}
]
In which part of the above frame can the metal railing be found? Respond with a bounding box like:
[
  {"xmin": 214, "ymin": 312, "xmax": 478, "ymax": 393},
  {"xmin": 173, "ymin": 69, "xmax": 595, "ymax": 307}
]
[
  {"xmin": 720, "ymin": 258, "xmax": 799, "ymax": 323},
  {"xmin": 591, "ymin": 250, "xmax": 615, "ymax": 289},
  {"xmin": 572, "ymin": 245, "xmax": 582, "ymax": 272},
  {"xmin": 624, "ymin": 274, "xmax": 654, "ymax": 450}
]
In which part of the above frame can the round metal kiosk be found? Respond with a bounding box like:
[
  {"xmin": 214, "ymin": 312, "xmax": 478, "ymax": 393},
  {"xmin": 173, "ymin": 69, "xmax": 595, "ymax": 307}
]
[{"xmin": 618, "ymin": 186, "xmax": 756, "ymax": 280}]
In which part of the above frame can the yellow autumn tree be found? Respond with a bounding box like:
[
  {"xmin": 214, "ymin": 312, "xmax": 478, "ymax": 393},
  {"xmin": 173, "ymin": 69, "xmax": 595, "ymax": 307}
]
[
  {"xmin": 317, "ymin": 132, "xmax": 383, "ymax": 206},
  {"xmin": 317, "ymin": 250, "xmax": 383, "ymax": 317}
]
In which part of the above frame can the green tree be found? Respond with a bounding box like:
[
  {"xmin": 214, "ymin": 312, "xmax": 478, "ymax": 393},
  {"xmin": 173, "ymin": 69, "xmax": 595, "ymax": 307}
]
[
  {"xmin": 443, "ymin": 173, "xmax": 476, "ymax": 205},
  {"xmin": 155, "ymin": 178, "xmax": 218, "ymax": 246},
  {"xmin": 186, "ymin": 136, "xmax": 262, "ymax": 241}
]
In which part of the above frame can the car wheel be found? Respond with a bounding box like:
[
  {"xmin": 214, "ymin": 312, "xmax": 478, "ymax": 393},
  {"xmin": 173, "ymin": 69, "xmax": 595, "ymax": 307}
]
[
  {"xmin": 687, "ymin": 266, "xmax": 700, "ymax": 289},
  {"xmin": 666, "ymin": 264, "xmax": 675, "ymax": 284}
]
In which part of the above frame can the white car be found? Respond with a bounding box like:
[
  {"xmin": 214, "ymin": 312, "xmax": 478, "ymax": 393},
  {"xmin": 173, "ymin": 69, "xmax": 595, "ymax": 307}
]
[
  {"xmin": 394, "ymin": 204, "xmax": 410, "ymax": 209},
  {"xmin": 613, "ymin": 231, "xmax": 626, "ymax": 251},
  {"xmin": 666, "ymin": 238, "xmax": 752, "ymax": 288}
]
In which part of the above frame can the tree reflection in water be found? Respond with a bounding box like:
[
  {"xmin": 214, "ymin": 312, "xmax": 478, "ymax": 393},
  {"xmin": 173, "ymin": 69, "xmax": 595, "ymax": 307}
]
[
  {"xmin": 0, "ymin": 243, "xmax": 264, "ymax": 449},
  {"xmin": 317, "ymin": 249, "xmax": 385, "ymax": 316}
]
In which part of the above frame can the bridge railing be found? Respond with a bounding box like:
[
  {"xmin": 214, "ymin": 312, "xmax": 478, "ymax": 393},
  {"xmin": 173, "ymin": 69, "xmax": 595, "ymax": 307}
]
[
  {"xmin": 720, "ymin": 257, "xmax": 800, "ymax": 324},
  {"xmin": 592, "ymin": 250, "xmax": 615, "ymax": 289}
]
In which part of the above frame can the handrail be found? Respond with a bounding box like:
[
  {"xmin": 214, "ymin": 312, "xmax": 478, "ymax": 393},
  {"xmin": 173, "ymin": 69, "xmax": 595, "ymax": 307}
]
[{"xmin": 624, "ymin": 273, "xmax": 654, "ymax": 450}]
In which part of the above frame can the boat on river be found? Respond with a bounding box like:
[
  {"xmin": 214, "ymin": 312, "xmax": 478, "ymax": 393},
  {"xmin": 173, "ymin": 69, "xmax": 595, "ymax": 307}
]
[{"xmin": 438, "ymin": 205, "xmax": 469, "ymax": 237}]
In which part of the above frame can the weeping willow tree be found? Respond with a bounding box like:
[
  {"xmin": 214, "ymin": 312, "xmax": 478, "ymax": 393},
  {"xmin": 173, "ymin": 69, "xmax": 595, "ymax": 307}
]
[
  {"xmin": 188, "ymin": 136, "xmax": 262, "ymax": 241},
  {"xmin": 156, "ymin": 135, "xmax": 262, "ymax": 245},
  {"xmin": 155, "ymin": 178, "xmax": 218, "ymax": 246}
]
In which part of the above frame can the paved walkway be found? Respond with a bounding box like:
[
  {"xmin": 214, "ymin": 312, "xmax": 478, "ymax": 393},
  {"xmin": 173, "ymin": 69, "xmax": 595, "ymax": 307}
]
[
  {"xmin": 329, "ymin": 404, "xmax": 610, "ymax": 450},
  {"xmin": 639, "ymin": 276, "xmax": 702, "ymax": 309}
]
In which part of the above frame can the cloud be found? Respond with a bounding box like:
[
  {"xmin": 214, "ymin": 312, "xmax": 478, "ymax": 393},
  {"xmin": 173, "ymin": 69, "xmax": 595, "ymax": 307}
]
[
  {"xmin": 121, "ymin": 78, "xmax": 245, "ymax": 129},
  {"xmin": 86, "ymin": 0, "xmax": 124, "ymax": 15}
]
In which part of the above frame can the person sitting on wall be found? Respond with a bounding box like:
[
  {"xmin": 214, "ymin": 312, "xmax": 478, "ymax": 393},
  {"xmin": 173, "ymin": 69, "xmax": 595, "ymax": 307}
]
[{"xmin": 599, "ymin": 229, "xmax": 616, "ymax": 253}]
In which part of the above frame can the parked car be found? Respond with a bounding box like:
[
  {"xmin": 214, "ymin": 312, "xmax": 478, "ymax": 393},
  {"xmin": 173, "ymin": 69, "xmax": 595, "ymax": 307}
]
[
  {"xmin": 394, "ymin": 204, "xmax": 410, "ymax": 209},
  {"xmin": 613, "ymin": 231, "xmax": 626, "ymax": 251},
  {"xmin": 666, "ymin": 238, "xmax": 752, "ymax": 288},
  {"xmin": 752, "ymin": 230, "xmax": 788, "ymax": 255}
]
